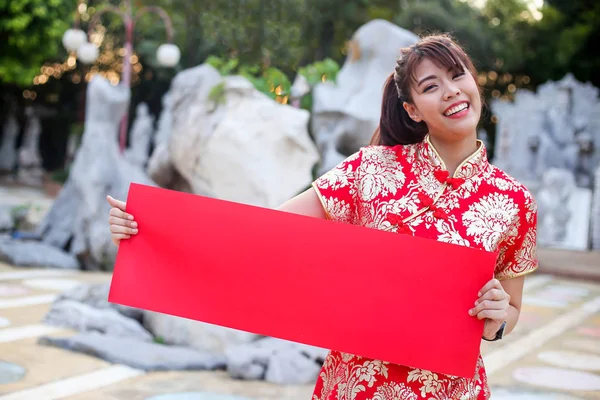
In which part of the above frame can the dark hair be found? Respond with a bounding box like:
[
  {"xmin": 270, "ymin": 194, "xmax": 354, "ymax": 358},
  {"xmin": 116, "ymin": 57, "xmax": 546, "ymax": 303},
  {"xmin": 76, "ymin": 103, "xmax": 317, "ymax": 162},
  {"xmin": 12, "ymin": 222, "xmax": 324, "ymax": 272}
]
[{"xmin": 370, "ymin": 33, "xmax": 482, "ymax": 146}]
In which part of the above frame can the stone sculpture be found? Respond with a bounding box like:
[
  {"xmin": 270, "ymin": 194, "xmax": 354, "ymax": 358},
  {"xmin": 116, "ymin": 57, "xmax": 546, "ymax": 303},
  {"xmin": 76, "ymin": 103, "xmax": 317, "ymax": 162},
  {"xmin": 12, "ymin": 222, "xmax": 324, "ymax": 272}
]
[
  {"xmin": 493, "ymin": 74, "xmax": 600, "ymax": 190},
  {"xmin": 492, "ymin": 74, "xmax": 600, "ymax": 250},
  {"xmin": 311, "ymin": 19, "xmax": 419, "ymax": 174},
  {"xmin": 592, "ymin": 165, "xmax": 600, "ymax": 250},
  {"xmin": 124, "ymin": 102, "xmax": 154, "ymax": 169},
  {"xmin": 37, "ymin": 76, "xmax": 154, "ymax": 269},
  {"xmin": 536, "ymin": 168, "xmax": 592, "ymax": 250},
  {"xmin": 0, "ymin": 111, "xmax": 19, "ymax": 172},
  {"xmin": 17, "ymin": 106, "xmax": 44, "ymax": 185}
]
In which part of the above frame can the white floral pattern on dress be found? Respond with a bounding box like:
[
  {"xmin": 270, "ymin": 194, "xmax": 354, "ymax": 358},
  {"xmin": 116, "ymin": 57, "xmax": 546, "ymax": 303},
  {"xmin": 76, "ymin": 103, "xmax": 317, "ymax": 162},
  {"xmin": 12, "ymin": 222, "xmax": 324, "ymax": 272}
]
[
  {"xmin": 357, "ymin": 147, "xmax": 406, "ymax": 202},
  {"xmin": 462, "ymin": 193, "xmax": 520, "ymax": 252},
  {"xmin": 371, "ymin": 382, "xmax": 418, "ymax": 400}
]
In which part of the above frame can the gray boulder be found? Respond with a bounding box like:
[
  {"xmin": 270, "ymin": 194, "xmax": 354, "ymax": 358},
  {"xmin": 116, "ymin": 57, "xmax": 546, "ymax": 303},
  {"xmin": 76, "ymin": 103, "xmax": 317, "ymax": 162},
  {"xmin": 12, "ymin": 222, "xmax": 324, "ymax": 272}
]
[
  {"xmin": 0, "ymin": 237, "xmax": 79, "ymax": 269},
  {"xmin": 57, "ymin": 282, "xmax": 143, "ymax": 321},
  {"xmin": 43, "ymin": 300, "xmax": 152, "ymax": 341},
  {"xmin": 225, "ymin": 337, "xmax": 328, "ymax": 384},
  {"xmin": 39, "ymin": 332, "xmax": 227, "ymax": 371}
]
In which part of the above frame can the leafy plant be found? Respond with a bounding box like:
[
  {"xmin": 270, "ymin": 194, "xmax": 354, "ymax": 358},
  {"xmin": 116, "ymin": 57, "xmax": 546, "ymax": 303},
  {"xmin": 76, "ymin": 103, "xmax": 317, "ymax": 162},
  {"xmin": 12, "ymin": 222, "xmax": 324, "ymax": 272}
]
[{"xmin": 0, "ymin": 0, "xmax": 74, "ymax": 86}]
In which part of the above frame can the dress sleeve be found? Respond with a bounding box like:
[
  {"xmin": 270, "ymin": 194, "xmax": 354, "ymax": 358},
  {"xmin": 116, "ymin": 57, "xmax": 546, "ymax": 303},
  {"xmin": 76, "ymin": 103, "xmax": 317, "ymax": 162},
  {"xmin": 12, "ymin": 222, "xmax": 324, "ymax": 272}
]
[
  {"xmin": 311, "ymin": 150, "xmax": 363, "ymax": 224},
  {"xmin": 494, "ymin": 192, "xmax": 539, "ymax": 280}
]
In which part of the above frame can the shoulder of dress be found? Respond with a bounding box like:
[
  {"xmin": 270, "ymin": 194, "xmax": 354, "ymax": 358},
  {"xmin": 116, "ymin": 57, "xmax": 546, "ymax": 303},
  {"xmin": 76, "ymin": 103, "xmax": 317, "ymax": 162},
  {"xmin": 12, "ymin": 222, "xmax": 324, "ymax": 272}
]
[
  {"xmin": 488, "ymin": 165, "xmax": 536, "ymax": 204},
  {"xmin": 360, "ymin": 143, "xmax": 411, "ymax": 159}
]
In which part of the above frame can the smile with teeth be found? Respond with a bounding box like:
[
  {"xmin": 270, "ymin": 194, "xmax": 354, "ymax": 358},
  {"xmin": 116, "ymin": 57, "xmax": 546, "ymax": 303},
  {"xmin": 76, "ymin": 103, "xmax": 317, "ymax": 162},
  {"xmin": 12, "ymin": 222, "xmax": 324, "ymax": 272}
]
[{"xmin": 444, "ymin": 102, "xmax": 469, "ymax": 116}]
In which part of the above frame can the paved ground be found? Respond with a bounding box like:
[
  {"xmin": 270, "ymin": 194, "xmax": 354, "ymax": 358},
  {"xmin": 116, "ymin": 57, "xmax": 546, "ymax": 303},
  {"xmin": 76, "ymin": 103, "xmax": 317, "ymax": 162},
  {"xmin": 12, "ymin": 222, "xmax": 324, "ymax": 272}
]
[{"xmin": 1, "ymin": 186, "xmax": 600, "ymax": 399}]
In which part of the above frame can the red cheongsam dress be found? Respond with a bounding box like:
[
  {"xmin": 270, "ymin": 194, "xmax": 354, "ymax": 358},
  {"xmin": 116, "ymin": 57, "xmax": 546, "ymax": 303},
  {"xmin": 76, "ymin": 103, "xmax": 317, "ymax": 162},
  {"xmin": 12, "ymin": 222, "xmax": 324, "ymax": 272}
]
[{"xmin": 310, "ymin": 135, "xmax": 538, "ymax": 400}]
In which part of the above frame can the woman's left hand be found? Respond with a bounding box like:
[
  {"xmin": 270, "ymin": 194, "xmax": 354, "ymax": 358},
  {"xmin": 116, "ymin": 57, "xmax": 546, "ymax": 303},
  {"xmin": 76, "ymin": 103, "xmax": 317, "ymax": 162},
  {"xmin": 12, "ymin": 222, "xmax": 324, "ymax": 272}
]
[{"xmin": 469, "ymin": 278, "xmax": 510, "ymax": 340}]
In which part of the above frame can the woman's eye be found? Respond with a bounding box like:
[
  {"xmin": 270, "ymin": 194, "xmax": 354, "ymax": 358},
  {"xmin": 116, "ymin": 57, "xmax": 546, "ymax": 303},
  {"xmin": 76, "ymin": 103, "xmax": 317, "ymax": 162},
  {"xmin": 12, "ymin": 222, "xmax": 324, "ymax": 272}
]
[
  {"xmin": 453, "ymin": 72, "xmax": 466, "ymax": 79},
  {"xmin": 424, "ymin": 85, "xmax": 437, "ymax": 92}
]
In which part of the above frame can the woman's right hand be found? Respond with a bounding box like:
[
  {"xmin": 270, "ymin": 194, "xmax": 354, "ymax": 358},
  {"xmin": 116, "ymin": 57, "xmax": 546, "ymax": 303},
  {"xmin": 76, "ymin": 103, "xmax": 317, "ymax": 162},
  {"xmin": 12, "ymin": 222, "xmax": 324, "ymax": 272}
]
[{"xmin": 107, "ymin": 195, "xmax": 138, "ymax": 247}]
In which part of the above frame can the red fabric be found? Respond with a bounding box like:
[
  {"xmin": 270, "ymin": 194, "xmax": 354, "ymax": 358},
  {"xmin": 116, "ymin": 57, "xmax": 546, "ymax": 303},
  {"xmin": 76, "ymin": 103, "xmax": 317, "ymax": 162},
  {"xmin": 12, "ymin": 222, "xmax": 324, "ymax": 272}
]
[{"xmin": 311, "ymin": 136, "xmax": 538, "ymax": 399}]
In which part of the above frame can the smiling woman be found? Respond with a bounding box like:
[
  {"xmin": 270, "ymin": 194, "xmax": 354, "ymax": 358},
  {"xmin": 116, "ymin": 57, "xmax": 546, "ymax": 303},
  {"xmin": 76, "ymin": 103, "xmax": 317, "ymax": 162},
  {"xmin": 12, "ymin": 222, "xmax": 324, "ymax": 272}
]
[{"xmin": 106, "ymin": 33, "xmax": 538, "ymax": 400}]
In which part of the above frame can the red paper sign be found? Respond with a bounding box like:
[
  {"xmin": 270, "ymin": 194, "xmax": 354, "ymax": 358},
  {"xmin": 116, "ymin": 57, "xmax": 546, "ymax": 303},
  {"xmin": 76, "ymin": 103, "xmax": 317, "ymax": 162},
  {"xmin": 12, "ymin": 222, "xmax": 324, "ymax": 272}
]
[{"xmin": 109, "ymin": 183, "xmax": 497, "ymax": 378}]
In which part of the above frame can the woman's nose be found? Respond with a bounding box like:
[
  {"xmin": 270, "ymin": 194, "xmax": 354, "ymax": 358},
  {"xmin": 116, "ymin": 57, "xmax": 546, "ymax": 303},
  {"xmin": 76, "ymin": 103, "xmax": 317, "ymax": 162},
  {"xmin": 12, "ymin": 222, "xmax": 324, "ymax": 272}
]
[{"xmin": 443, "ymin": 85, "xmax": 461, "ymax": 101}]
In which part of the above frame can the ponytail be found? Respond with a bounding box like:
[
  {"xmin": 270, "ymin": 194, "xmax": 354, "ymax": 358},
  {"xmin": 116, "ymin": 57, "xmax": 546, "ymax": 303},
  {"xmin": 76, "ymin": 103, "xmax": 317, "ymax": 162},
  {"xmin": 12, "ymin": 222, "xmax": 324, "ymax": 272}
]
[{"xmin": 369, "ymin": 74, "xmax": 428, "ymax": 146}]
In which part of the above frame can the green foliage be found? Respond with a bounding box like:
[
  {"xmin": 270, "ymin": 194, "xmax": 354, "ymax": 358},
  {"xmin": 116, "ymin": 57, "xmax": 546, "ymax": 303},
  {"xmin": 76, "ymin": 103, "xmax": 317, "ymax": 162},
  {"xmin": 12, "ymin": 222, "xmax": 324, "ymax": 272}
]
[
  {"xmin": 526, "ymin": 1, "xmax": 600, "ymax": 87},
  {"xmin": 298, "ymin": 58, "xmax": 340, "ymax": 86},
  {"xmin": 0, "ymin": 0, "xmax": 75, "ymax": 86},
  {"xmin": 153, "ymin": 336, "xmax": 166, "ymax": 345},
  {"xmin": 205, "ymin": 55, "xmax": 340, "ymax": 111},
  {"xmin": 50, "ymin": 167, "xmax": 70, "ymax": 184},
  {"xmin": 207, "ymin": 81, "xmax": 226, "ymax": 107},
  {"xmin": 297, "ymin": 58, "xmax": 341, "ymax": 110},
  {"xmin": 206, "ymin": 55, "xmax": 292, "ymax": 101}
]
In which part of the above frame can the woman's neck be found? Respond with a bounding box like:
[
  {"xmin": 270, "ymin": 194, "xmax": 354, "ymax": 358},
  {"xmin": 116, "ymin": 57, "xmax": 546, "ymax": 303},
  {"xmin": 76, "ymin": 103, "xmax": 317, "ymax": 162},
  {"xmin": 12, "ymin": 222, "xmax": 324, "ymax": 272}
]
[{"xmin": 428, "ymin": 134, "xmax": 479, "ymax": 176}]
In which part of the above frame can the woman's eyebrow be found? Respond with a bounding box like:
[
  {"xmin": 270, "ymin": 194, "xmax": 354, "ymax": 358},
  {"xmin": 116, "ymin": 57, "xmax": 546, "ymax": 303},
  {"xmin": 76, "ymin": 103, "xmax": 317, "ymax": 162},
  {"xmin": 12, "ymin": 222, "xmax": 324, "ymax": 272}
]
[{"xmin": 417, "ymin": 74, "xmax": 437, "ymax": 87}]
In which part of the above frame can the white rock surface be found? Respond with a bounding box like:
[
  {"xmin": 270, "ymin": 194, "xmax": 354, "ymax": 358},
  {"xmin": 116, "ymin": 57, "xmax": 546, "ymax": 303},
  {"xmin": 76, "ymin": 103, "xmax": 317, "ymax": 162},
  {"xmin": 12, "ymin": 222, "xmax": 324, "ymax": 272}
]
[{"xmin": 151, "ymin": 64, "xmax": 319, "ymax": 208}]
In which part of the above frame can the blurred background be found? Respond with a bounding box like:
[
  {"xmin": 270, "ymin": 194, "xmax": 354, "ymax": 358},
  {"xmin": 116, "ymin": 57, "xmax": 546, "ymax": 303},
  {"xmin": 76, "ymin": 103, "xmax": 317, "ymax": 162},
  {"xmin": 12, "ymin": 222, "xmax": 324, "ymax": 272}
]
[{"xmin": 1, "ymin": 1, "xmax": 600, "ymax": 399}]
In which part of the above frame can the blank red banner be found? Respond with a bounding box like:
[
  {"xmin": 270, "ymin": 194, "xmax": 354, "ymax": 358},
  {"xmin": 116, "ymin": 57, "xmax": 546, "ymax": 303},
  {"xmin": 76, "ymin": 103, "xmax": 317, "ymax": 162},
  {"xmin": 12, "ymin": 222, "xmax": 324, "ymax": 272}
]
[{"xmin": 109, "ymin": 183, "xmax": 497, "ymax": 378}]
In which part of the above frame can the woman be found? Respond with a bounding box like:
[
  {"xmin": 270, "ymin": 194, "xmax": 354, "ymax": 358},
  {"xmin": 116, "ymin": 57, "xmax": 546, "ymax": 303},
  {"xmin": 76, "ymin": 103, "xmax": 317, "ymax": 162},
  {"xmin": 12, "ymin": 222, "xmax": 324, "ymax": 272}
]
[{"xmin": 107, "ymin": 34, "xmax": 537, "ymax": 399}]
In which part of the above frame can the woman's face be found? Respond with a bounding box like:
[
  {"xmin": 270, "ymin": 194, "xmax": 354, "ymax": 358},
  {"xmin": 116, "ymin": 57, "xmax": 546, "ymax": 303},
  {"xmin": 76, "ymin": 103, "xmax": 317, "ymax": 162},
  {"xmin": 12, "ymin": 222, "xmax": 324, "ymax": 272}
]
[{"xmin": 404, "ymin": 58, "xmax": 481, "ymax": 142}]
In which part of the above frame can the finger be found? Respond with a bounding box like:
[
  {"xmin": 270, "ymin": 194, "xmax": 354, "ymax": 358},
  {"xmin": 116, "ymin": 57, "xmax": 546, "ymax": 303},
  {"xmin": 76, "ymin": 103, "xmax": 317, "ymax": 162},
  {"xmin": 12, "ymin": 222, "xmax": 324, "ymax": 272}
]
[
  {"xmin": 478, "ymin": 278, "xmax": 502, "ymax": 296},
  {"xmin": 108, "ymin": 216, "xmax": 138, "ymax": 229},
  {"xmin": 107, "ymin": 195, "xmax": 127, "ymax": 212},
  {"xmin": 110, "ymin": 225, "xmax": 138, "ymax": 235},
  {"xmin": 470, "ymin": 299, "xmax": 507, "ymax": 316},
  {"xmin": 476, "ymin": 309, "xmax": 508, "ymax": 321},
  {"xmin": 475, "ymin": 288, "xmax": 506, "ymax": 305},
  {"xmin": 109, "ymin": 207, "xmax": 134, "ymax": 221},
  {"xmin": 112, "ymin": 233, "xmax": 131, "ymax": 241}
]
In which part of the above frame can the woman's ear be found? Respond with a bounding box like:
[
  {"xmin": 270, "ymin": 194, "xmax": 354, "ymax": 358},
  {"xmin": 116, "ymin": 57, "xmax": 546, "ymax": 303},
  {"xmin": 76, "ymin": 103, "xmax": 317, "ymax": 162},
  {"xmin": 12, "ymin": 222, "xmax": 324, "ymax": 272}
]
[{"xmin": 403, "ymin": 102, "xmax": 422, "ymax": 123}]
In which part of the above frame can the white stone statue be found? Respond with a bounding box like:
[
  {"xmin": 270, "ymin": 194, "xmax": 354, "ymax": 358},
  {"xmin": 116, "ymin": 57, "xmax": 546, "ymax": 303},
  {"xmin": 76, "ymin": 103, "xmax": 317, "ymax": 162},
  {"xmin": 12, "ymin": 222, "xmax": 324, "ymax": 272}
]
[
  {"xmin": 537, "ymin": 168, "xmax": 592, "ymax": 251},
  {"xmin": 17, "ymin": 106, "xmax": 44, "ymax": 185},
  {"xmin": 492, "ymin": 74, "xmax": 600, "ymax": 250},
  {"xmin": 311, "ymin": 19, "xmax": 419, "ymax": 174},
  {"xmin": 124, "ymin": 102, "xmax": 154, "ymax": 169},
  {"xmin": 592, "ymin": 165, "xmax": 600, "ymax": 250},
  {"xmin": 38, "ymin": 76, "xmax": 154, "ymax": 269},
  {"xmin": 0, "ymin": 111, "xmax": 19, "ymax": 172},
  {"xmin": 493, "ymin": 74, "xmax": 600, "ymax": 190},
  {"xmin": 18, "ymin": 106, "xmax": 42, "ymax": 168}
]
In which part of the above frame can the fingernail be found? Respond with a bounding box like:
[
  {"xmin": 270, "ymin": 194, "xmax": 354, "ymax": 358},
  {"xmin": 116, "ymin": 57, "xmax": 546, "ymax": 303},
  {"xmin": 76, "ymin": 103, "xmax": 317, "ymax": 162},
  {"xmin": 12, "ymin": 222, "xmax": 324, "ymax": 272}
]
[
  {"xmin": 478, "ymin": 292, "xmax": 482, "ymax": 296},
  {"xmin": 468, "ymin": 310, "xmax": 473, "ymax": 316},
  {"xmin": 475, "ymin": 300, "xmax": 479, "ymax": 305},
  {"xmin": 128, "ymin": 215, "xmax": 134, "ymax": 220},
  {"xmin": 131, "ymin": 222, "xmax": 138, "ymax": 228},
  {"xmin": 132, "ymin": 229, "xmax": 138, "ymax": 233}
]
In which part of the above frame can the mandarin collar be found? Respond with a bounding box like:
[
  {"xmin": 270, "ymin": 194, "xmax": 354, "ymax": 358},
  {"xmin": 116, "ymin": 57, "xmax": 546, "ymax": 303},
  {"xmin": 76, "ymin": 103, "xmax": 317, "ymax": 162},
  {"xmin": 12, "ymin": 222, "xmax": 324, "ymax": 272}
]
[{"xmin": 418, "ymin": 134, "xmax": 489, "ymax": 180}]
